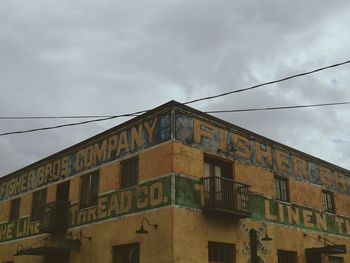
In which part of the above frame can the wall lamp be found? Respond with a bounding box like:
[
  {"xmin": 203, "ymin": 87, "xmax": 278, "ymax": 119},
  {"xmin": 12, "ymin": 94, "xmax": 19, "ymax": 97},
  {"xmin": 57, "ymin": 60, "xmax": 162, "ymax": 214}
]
[
  {"xmin": 135, "ymin": 218, "xmax": 158, "ymax": 234},
  {"xmin": 250, "ymin": 228, "xmax": 273, "ymax": 263},
  {"xmin": 261, "ymin": 229, "xmax": 273, "ymax": 241}
]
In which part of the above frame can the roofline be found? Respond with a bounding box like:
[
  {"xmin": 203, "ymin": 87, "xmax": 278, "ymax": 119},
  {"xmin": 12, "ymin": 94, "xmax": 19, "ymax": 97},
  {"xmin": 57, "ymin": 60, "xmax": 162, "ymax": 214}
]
[
  {"xmin": 0, "ymin": 100, "xmax": 178, "ymax": 180},
  {"xmin": 171, "ymin": 101, "xmax": 350, "ymax": 175},
  {"xmin": 1, "ymin": 100, "xmax": 349, "ymax": 181}
]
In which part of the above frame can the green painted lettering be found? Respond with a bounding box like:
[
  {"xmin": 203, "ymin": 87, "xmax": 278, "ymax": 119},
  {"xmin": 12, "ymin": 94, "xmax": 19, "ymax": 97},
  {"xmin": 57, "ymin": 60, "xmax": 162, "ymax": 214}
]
[
  {"xmin": 136, "ymin": 186, "xmax": 149, "ymax": 209},
  {"xmin": 107, "ymin": 193, "xmax": 120, "ymax": 217}
]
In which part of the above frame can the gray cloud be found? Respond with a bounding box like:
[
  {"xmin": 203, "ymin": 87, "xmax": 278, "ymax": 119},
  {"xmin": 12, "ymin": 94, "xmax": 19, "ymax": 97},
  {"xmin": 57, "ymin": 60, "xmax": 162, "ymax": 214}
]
[{"xmin": 1, "ymin": 0, "xmax": 350, "ymax": 175}]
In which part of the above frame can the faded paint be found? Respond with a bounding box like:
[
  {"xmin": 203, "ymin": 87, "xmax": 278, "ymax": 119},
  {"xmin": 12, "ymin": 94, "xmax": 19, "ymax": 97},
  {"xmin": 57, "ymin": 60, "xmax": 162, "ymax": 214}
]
[
  {"xmin": 175, "ymin": 112, "xmax": 350, "ymax": 194},
  {"xmin": 0, "ymin": 113, "xmax": 171, "ymax": 201},
  {"xmin": 8, "ymin": 173, "xmax": 350, "ymax": 243},
  {"xmin": 0, "ymin": 176, "xmax": 171, "ymax": 243},
  {"xmin": 1, "ymin": 102, "xmax": 350, "ymax": 263},
  {"xmin": 173, "ymin": 174, "xmax": 350, "ymax": 237}
]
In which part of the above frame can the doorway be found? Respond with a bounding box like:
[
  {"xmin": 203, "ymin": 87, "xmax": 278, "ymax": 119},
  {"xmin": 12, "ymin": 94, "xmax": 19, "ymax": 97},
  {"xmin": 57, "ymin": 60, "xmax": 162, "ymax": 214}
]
[{"xmin": 56, "ymin": 181, "xmax": 70, "ymax": 202}]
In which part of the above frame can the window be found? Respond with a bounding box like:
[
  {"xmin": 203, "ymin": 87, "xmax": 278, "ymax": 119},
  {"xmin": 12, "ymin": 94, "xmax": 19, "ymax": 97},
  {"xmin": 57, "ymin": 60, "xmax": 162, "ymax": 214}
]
[
  {"xmin": 31, "ymin": 189, "xmax": 47, "ymax": 221},
  {"xmin": 120, "ymin": 157, "xmax": 138, "ymax": 189},
  {"xmin": 9, "ymin": 198, "xmax": 20, "ymax": 221},
  {"xmin": 329, "ymin": 256, "xmax": 344, "ymax": 263},
  {"xmin": 80, "ymin": 171, "xmax": 99, "ymax": 209},
  {"xmin": 204, "ymin": 156, "xmax": 232, "ymax": 179},
  {"xmin": 45, "ymin": 251, "xmax": 69, "ymax": 263},
  {"xmin": 113, "ymin": 243, "xmax": 139, "ymax": 263},
  {"xmin": 277, "ymin": 250, "xmax": 297, "ymax": 263},
  {"xmin": 274, "ymin": 176, "xmax": 289, "ymax": 202},
  {"xmin": 208, "ymin": 241, "xmax": 235, "ymax": 263},
  {"xmin": 204, "ymin": 156, "xmax": 233, "ymax": 199},
  {"xmin": 323, "ymin": 190, "xmax": 335, "ymax": 213}
]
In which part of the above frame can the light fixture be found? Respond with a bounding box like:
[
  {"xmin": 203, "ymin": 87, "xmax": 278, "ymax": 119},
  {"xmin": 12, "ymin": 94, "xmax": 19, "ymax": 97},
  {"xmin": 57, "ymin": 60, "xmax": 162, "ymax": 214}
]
[
  {"xmin": 135, "ymin": 218, "xmax": 158, "ymax": 234},
  {"xmin": 261, "ymin": 229, "xmax": 273, "ymax": 241}
]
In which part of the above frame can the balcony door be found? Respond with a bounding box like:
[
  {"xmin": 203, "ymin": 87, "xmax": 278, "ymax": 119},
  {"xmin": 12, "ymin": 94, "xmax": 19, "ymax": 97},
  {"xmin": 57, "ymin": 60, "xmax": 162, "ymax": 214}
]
[
  {"xmin": 56, "ymin": 181, "xmax": 70, "ymax": 202},
  {"xmin": 55, "ymin": 181, "xmax": 70, "ymax": 231},
  {"xmin": 204, "ymin": 156, "xmax": 233, "ymax": 207}
]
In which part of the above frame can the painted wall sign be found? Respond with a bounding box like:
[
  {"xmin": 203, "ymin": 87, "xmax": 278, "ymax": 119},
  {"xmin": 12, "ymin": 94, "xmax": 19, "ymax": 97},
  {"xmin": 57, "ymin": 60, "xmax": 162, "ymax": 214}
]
[
  {"xmin": 0, "ymin": 218, "xmax": 40, "ymax": 243},
  {"xmin": 3, "ymin": 107, "xmax": 349, "ymax": 202},
  {"xmin": 1, "ymin": 174, "xmax": 350, "ymax": 243},
  {"xmin": 0, "ymin": 175, "xmax": 171, "ymax": 243},
  {"xmin": 251, "ymin": 195, "xmax": 350, "ymax": 237},
  {"xmin": 69, "ymin": 175, "xmax": 171, "ymax": 227},
  {"xmin": 175, "ymin": 112, "xmax": 350, "ymax": 195},
  {"xmin": 174, "ymin": 175, "xmax": 350, "ymax": 238},
  {"xmin": 0, "ymin": 112, "xmax": 171, "ymax": 201}
]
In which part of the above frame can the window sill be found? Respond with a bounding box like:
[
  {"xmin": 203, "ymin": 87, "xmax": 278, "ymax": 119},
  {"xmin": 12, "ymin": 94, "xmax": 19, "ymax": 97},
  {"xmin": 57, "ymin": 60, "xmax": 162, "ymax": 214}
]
[
  {"xmin": 79, "ymin": 205, "xmax": 98, "ymax": 211},
  {"xmin": 324, "ymin": 210, "xmax": 336, "ymax": 215},
  {"xmin": 275, "ymin": 199, "xmax": 291, "ymax": 205}
]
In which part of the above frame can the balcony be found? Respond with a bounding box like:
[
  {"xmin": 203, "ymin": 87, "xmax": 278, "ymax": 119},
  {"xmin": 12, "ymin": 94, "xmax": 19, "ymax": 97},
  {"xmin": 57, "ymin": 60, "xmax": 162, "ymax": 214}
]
[
  {"xmin": 40, "ymin": 201, "xmax": 69, "ymax": 233},
  {"xmin": 202, "ymin": 176, "xmax": 251, "ymax": 217}
]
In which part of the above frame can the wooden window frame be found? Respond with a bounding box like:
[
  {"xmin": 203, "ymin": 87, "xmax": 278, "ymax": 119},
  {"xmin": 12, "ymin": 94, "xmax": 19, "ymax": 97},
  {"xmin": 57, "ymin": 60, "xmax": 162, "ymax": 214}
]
[
  {"xmin": 31, "ymin": 188, "xmax": 47, "ymax": 221},
  {"xmin": 113, "ymin": 243, "xmax": 140, "ymax": 263},
  {"xmin": 323, "ymin": 190, "xmax": 335, "ymax": 214},
  {"xmin": 329, "ymin": 256, "xmax": 344, "ymax": 263},
  {"xmin": 120, "ymin": 157, "xmax": 138, "ymax": 189},
  {"xmin": 208, "ymin": 241, "xmax": 235, "ymax": 263},
  {"xmin": 9, "ymin": 198, "xmax": 21, "ymax": 221},
  {"xmin": 274, "ymin": 175, "xmax": 290, "ymax": 202},
  {"xmin": 277, "ymin": 250, "xmax": 297, "ymax": 263},
  {"xmin": 204, "ymin": 155, "xmax": 233, "ymax": 180},
  {"xmin": 79, "ymin": 171, "xmax": 100, "ymax": 209}
]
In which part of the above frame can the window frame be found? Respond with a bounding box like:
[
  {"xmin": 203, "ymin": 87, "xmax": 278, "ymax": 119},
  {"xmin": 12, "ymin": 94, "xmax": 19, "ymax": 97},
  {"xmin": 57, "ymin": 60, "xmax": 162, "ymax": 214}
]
[
  {"xmin": 113, "ymin": 242, "xmax": 140, "ymax": 263},
  {"xmin": 120, "ymin": 157, "xmax": 139, "ymax": 189},
  {"xmin": 204, "ymin": 155, "xmax": 233, "ymax": 180},
  {"xmin": 274, "ymin": 175, "xmax": 290, "ymax": 202},
  {"xmin": 277, "ymin": 250, "xmax": 297, "ymax": 263},
  {"xmin": 9, "ymin": 198, "xmax": 21, "ymax": 221},
  {"xmin": 329, "ymin": 256, "xmax": 344, "ymax": 263},
  {"xmin": 323, "ymin": 190, "xmax": 335, "ymax": 214},
  {"xmin": 204, "ymin": 155, "xmax": 234, "ymax": 205},
  {"xmin": 208, "ymin": 241, "xmax": 235, "ymax": 263},
  {"xmin": 31, "ymin": 188, "xmax": 47, "ymax": 222},
  {"xmin": 79, "ymin": 171, "xmax": 100, "ymax": 209}
]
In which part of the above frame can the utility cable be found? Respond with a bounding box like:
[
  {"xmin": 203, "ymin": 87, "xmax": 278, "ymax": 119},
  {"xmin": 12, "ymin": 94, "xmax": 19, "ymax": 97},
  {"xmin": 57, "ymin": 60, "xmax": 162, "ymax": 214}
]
[
  {"xmin": 0, "ymin": 111, "xmax": 145, "ymax": 136},
  {"xmin": 1, "ymin": 59, "xmax": 350, "ymax": 121},
  {"xmin": 205, "ymin": 101, "xmax": 350, "ymax": 114},
  {"xmin": 0, "ymin": 115, "xmax": 117, "ymax": 120},
  {"xmin": 184, "ymin": 59, "xmax": 350, "ymax": 105},
  {"xmin": 0, "ymin": 59, "xmax": 350, "ymax": 135},
  {"xmin": 1, "ymin": 101, "xmax": 350, "ymax": 136}
]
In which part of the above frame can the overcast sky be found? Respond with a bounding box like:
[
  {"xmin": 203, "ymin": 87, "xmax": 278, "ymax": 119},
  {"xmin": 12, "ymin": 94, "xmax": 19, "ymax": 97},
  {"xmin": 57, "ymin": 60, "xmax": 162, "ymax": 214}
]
[{"xmin": 1, "ymin": 0, "xmax": 350, "ymax": 176}]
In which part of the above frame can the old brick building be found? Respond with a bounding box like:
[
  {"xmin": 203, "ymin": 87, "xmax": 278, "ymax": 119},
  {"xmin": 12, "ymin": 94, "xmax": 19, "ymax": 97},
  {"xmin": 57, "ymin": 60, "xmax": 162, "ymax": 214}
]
[{"xmin": 0, "ymin": 101, "xmax": 349, "ymax": 262}]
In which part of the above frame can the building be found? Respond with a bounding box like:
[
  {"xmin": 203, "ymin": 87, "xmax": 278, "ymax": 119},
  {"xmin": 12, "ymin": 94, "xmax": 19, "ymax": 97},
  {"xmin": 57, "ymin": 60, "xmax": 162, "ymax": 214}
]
[{"xmin": 0, "ymin": 100, "xmax": 349, "ymax": 263}]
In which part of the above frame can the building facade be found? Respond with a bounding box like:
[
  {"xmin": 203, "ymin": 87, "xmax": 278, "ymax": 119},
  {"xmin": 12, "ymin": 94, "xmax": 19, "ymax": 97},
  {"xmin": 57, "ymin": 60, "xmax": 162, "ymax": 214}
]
[{"xmin": 0, "ymin": 101, "xmax": 349, "ymax": 263}]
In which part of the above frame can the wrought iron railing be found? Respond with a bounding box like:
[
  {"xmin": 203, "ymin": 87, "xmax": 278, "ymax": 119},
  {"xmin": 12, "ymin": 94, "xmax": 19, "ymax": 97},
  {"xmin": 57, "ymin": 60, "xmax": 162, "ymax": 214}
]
[
  {"xmin": 203, "ymin": 176, "xmax": 251, "ymax": 216},
  {"xmin": 40, "ymin": 201, "xmax": 69, "ymax": 233}
]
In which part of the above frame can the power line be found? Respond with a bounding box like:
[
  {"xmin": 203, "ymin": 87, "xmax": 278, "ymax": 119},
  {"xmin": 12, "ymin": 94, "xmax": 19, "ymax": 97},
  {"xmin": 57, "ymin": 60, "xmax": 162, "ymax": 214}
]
[
  {"xmin": 184, "ymin": 59, "xmax": 350, "ymax": 105},
  {"xmin": 4, "ymin": 101, "xmax": 349, "ymax": 120},
  {"xmin": 0, "ymin": 111, "xmax": 145, "ymax": 136},
  {"xmin": 0, "ymin": 115, "xmax": 117, "ymax": 120},
  {"xmin": 0, "ymin": 59, "xmax": 349, "ymax": 136},
  {"xmin": 1, "ymin": 59, "xmax": 350, "ymax": 121},
  {"xmin": 206, "ymin": 101, "xmax": 350, "ymax": 113},
  {"xmin": 1, "ymin": 101, "xmax": 350, "ymax": 136}
]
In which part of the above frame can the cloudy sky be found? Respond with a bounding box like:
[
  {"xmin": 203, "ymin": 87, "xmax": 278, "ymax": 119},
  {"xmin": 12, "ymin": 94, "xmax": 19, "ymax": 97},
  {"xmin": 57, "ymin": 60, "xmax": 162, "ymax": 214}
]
[{"xmin": 1, "ymin": 0, "xmax": 350, "ymax": 176}]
